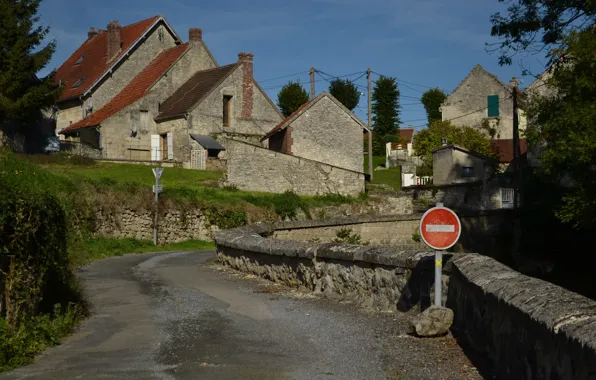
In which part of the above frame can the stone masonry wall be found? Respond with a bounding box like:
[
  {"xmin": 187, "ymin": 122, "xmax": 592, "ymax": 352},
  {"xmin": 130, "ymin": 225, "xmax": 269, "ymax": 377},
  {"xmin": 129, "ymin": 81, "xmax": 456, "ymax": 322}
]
[
  {"xmin": 290, "ymin": 95, "xmax": 363, "ymax": 173},
  {"xmin": 448, "ymin": 254, "xmax": 596, "ymax": 379},
  {"xmin": 226, "ymin": 139, "xmax": 365, "ymax": 196},
  {"xmin": 215, "ymin": 224, "xmax": 451, "ymax": 312}
]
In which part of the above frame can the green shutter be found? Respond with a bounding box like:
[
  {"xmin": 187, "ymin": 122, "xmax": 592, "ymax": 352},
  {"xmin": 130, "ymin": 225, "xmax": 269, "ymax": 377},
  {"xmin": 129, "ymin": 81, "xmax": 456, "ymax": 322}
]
[{"xmin": 487, "ymin": 95, "xmax": 499, "ymax": 117}]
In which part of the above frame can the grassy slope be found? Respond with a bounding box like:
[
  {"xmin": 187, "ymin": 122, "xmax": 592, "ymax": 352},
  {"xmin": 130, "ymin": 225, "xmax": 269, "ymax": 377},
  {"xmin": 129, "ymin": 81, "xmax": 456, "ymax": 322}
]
[{"xmin": 363, "ymin": 155, "xmax": 401, "ymax": 190}]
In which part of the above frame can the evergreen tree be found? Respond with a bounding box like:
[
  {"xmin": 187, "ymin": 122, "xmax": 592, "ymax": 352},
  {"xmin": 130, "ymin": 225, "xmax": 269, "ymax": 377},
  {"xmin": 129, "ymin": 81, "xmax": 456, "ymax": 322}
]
[
  {"xmin": 371, "ymin": 76, "xmax": 401, "ymax": 136},
  {"xmin": 276, "ymin": 81, "xmax": 309, "ymax": 117},
  {"xmin": 420, "ymin": 88, "xmax": 447, "ymax": 126},
  {"xmin": 328, "ymin": 78, "xmax": 360, "ymax": 111},
  {"xmin": 0, "ymin": 0, "xmax": 61, "ymax": 125}
]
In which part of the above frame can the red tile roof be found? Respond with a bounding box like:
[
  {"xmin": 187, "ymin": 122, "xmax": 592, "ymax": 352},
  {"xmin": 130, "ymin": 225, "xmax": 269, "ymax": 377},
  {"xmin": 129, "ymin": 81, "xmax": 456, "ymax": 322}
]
[
  {"xmin": 398, "ymin": 128, "xmax": 415, "ymax": 143},
  {"xmin": 261, "ymin": 97, "xmax": 317, "ymax": 141},
  {"xmin": 55, "ymin": 16, "xmax": 160, "ymax": 101},
  {"xmin": 60, "ymin": 43, "xmax": 189, "ymax": 133},
  {"xmin": 490, "ymin": 139, "xmax": 528, "ymax": 163}
]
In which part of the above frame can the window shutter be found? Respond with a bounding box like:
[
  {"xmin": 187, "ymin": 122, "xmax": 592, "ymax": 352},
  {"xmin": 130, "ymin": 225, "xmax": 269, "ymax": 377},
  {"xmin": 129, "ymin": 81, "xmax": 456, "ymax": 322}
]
[
  {"xmin": 487, "ymin": 95, "xmax": 499, "ymax": 117},
  {"xmin": 151, "ymin": 135, "xmax": 160, "ymax": 161},
  {"xmin": 167, "ymin": 132, "xmax": 174, "ymax": 160}
]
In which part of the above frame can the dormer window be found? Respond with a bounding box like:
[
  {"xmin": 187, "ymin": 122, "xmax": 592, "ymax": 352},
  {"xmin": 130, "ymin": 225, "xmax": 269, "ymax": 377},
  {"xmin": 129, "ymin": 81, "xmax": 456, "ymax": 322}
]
[
  {"xmin": 74, "ymin": 54, "xmax": 86, "ymax": 65},
  {"xmin": 72, "ymin": 77, "xmax": 86, "ymax": 88}
]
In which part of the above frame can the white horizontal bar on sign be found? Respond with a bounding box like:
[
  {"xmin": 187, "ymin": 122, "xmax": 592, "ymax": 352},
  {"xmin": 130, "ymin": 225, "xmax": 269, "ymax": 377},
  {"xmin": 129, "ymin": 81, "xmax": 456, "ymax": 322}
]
[{"xmin": 426, "ymin": 224, "xmax": 455, "ymax": 233}]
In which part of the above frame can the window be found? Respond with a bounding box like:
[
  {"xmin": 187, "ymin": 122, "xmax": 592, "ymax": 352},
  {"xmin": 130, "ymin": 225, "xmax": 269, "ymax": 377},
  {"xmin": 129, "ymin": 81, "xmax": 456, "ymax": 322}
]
[
  {"xmin": 462, "ymin": 167, "xmax": 474, "ymax": 177},
  {"xmin": 501, "ymin": 188, "xmax": 514, "ymax": 209},
  {"xmin": 72, "ymin": 77, "xmax": 86, "ymax": 88},
  {"xmin": 223, "ymin": 95, "xmax": 232, "ymax": 126},
  {"xmin": 487, "ymin": 95, "xmax": 499, "ymax": 117},
  {"xmin": 74, "ymin": 54, "xmax": 86, "ymax": 65}
]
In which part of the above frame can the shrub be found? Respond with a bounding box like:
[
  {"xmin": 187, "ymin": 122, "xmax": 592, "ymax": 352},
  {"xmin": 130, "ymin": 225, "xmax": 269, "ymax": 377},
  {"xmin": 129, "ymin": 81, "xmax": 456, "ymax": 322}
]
[{"xmin": 334, "ymin": 228, "xmax": 369, "ymax": 245}]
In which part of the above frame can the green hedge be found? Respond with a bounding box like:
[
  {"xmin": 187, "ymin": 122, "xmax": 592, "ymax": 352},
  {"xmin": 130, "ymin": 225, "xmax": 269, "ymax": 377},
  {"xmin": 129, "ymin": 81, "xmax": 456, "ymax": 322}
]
[{"xmin": 0, "ymin": 151, "xmax": 84, "ymax": 369}]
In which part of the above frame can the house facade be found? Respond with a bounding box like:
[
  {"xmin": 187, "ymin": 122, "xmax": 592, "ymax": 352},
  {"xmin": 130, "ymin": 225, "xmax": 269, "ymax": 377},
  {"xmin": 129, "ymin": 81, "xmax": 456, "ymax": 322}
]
[
  {"xmin": 432, "ymin": 144, "xmax": 497, "ymax": 186},
  {"xmin": 57, "ymin": 16, "xmax": 281, "ymax": 168},
  {"xmin": 441, "ymin": 64, "xmax": 527, "ymax": 140}
]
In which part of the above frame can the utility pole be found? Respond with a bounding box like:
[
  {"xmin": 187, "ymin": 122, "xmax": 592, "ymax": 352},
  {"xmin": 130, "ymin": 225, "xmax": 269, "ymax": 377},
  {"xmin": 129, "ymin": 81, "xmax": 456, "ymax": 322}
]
[
  {"xmin": 310, "ymin": 67, "xmax": 315, "ymax": 99},
  {"xmin": 511, "ymin": 77, "xmax": 520, "ymax": 210},
  {"xmin": 367, "ymin": 68, "xmax": 373, "ymax": 181}
]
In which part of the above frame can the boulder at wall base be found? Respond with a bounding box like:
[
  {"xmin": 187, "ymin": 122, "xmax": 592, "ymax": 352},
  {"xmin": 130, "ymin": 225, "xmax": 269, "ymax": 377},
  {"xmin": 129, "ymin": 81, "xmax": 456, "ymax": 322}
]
[{"xmin": 411, "ymin": 306, "xmax": 454, "ymax": 337}]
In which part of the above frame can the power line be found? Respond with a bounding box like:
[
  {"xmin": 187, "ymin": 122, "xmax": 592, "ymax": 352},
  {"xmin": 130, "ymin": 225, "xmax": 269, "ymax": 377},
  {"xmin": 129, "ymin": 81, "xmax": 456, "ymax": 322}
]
[{"xmin": 256, "ymin": 70, "xmax": 310, "ymax": 83}]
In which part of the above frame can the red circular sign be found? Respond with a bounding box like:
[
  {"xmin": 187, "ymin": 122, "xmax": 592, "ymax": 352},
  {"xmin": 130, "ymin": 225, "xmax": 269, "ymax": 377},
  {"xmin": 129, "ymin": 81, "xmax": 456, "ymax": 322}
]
[{"xmin": 419, "ymin": 207, "xmax": 461, "ymax": 250}]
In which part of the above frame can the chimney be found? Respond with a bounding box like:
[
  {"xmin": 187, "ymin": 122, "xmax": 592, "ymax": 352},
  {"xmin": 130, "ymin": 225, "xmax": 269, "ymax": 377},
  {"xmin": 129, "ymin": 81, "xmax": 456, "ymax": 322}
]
[
  {"xmin": 509, "ymin": 76, "xmax": 519, "ymax": 90},
  {"xmin": 107, "ymin": 20, "xmax": 121, "ymax": 61},
  {"xmin": 88, "ymin": 27, "xmax": 98, "ymax": 40},
  {"xmin": 238, "ymin": 52, "xmax": 254, "ymax": 119},
  {"xmin": 189, "ymin": 28, "xmax": 203, "ymax": 45}
]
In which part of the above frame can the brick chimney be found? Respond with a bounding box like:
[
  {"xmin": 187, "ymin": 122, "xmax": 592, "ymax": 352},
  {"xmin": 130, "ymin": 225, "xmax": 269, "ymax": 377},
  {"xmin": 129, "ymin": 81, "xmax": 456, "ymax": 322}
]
[
  {"xmin": 189, "ymin": 28, "xmax": 202, "ymax": 45},
  {"xmin": 238, "ymin": 52, "xmax": 254, "ymax": 119},
  {"xmin": 107, "ymin": 20, "xmax": 121, "ymax": 61},
  {"xmin": 88, "ymin": 27, "xmax": 98, "ymax": 40}
]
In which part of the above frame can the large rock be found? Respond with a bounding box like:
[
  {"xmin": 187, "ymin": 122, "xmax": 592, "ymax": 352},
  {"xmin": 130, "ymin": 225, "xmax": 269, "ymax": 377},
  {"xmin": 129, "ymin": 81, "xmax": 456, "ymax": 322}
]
[{"xmin": 412, "ymin": 306, "xmax": 454, "ymax": 337}]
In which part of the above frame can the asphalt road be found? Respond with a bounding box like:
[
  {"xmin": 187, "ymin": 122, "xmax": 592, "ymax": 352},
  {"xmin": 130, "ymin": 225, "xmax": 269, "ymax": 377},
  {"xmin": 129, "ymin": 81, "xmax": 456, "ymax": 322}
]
[{"xmin": 1, "ymin": 251, "xmax": 482, "ymax": 380}]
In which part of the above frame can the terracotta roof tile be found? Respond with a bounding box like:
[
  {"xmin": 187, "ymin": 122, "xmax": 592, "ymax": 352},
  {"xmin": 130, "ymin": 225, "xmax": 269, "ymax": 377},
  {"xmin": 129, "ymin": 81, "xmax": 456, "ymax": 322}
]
[
  {"xmin": 398, "ymin": 128, "xmax": 415, "ymax": 143},
  {"xmin": 55, "ymin": 16, "xmax": 159, "ymax": 101},
  {"xmin": 60, "ymin": 43, "xmax": 189, "ymax": 133},
  {"xmin": 490, "ymin": 139, "xmax": 528, "ymax": 163},
  {"xmin": 155, "ymin": 64, "xmax": 238, "ymax": 120}
]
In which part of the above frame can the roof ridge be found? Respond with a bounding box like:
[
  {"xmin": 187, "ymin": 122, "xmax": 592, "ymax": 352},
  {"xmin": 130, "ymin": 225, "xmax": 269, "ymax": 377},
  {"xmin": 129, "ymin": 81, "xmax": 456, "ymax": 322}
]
[{"xmin": 121, "ymin": 15, "xmax": 160, "ymax": 29}]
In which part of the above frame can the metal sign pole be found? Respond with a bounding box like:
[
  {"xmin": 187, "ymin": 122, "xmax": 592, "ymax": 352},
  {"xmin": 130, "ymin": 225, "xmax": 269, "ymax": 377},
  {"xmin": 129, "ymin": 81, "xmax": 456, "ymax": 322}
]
[
  {"xmin": 154, "ymin": 174, "xmax": 159, "ymax": 245},
  {"xmin": 434, "ymin": 250, "xmax": 443, "ymax": 306}
]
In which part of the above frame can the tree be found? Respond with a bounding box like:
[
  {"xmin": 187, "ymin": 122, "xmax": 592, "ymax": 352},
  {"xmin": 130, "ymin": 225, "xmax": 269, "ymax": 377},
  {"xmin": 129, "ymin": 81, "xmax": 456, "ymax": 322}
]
[
  {"xmin": 0, "ymin": 0, "xmax": 61, "ymax": 125},
  {"xmin": 276, "ymin": 81, "xmax": 309, "ymax": 117},
  {"xmin": 413, "ymin": 120, "xmax": 495, "ymax": 176},
  {"xmin": 420, "ymin": 88, "xmax": 447, "ymax": 126},
  {"xmin": 328, "ymin": 79, "xmax": 360, "ymax": 111},
  {"xmin": 489, "ymin": 0, "xmax": 595, "ymax": 65},
  {"xmin": 371, "ymin": 76, "xmax": 401, "ymax": 136},
  {"xmin": 524, "ymin": 29, "xmax": 596, "ymax": 229}
]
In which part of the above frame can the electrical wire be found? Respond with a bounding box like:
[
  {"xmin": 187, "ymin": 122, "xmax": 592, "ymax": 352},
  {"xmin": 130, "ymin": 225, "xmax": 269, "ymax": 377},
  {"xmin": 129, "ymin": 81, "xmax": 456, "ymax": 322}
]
[{"xmin": 256, "ymin": 70, "xmax": 310, "ymax": 83}]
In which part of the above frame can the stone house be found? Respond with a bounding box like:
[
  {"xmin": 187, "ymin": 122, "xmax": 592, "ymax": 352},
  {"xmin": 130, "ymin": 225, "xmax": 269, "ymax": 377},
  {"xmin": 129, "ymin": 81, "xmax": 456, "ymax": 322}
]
[
  {"xmin": 441, "ymin": 64, "xmax": 527, "ymax": 140},
  {"xmin": 153, "ymin": 52, "xmax": 282, "ymax": 169},
  {"xmin": 260, "ymin": 92, "xmax": 368, "ymax": 173},
  {"xmin": 224, "ymin": 92, "xmax": 369, "ymax": 196},
  {"xmin": 56, "ymin": 16, "xmax": 281, "ymax": 168},
  {"xmin": 432, "ymin": 144, "xmax": 497, "ymax": 186}
]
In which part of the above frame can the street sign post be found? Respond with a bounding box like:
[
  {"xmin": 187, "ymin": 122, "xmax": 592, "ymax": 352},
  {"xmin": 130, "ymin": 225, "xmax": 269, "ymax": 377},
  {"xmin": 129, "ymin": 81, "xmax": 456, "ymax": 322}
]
[
  {"xmin": 152, "ymin": 168, "xmax": 164, "ymax": 245},
  {"xmin": 419, "ymin": 203, "xmax": 461, "ymax": 307}
]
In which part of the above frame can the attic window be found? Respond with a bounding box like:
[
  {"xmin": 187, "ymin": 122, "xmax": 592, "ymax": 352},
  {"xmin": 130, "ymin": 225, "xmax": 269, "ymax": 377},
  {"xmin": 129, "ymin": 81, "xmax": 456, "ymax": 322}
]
[
  {"xmin": 223, "ymin": 95, "xmax": 232, "ymax": 126},
  {"xmin": 72, "ymin": 77, "xmax": 86, "ymax": 88},
  {"xmin": 74, "ymin": 54, "xmax": 86, "ymax": 65}
]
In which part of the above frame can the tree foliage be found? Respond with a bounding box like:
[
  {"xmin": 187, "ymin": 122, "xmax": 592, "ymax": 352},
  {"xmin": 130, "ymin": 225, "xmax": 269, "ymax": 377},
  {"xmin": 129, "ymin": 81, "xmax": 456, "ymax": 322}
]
[
  {"xmin": 0, "ymin": 0, "xmax": 61, "ymax": 124},
  {"xmin": 413, "ymin": 120, "xmax": 495, "ymax": 175},
  {"xmin": 372, "ymin": 76, "xmax": 401, "ymax": 136},
  {"xmin": 525, "ymin": 29, "xmax": 596, "ymax": 229},
  {"xmin": 276, "ymin": 81, "xmax": 309, "ymax": 118},
  {"xmin": 420, "ymin": 88, "xmax": 447, "ymax": 126},
  {"xmin": 328, "ymin": 79, "xmax": 360, "ymax": 111},
  {"xmin": 489, "ymin": 0, "xmax": 595, "ymax": 65}
]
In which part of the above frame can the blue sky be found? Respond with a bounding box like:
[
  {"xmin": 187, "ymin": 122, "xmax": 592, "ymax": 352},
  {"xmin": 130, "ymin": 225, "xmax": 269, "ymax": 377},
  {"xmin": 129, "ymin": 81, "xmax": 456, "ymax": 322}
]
[{"xmin": 39, "ymin": 0, "xmax": 548, "ymax": 129}]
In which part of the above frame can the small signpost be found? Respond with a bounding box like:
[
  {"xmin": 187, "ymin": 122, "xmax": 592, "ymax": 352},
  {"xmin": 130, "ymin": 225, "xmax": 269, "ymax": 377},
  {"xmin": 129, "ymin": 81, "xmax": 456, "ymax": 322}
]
[
  {"xmin": 152, "ymin": 168, "xmax": 164, "ymax": 245},
  {"xmin": 419, "ymin": 203, "xmax": 461, "ymax": 306}
]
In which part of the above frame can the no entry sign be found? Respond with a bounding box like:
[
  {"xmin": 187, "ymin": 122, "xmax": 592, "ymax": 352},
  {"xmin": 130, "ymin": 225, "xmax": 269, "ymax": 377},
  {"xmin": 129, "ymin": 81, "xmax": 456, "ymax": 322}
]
[{"xmin": 419, "ymin": 206, "xmax": 461, "ymax": 250}]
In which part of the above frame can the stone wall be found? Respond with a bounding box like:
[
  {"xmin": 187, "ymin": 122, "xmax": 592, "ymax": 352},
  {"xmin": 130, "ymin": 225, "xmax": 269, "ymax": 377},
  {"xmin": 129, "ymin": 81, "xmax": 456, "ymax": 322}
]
[
  {"xmin": 403, "ymin": 180, "xmax": 504, "ymax": 212},
  {"xmin": 448, "ymin": 254, "xmax": 596, "ymax": 379},
  {"xmin": 215, "ymin": 223, "xmax": 451, "ymax": 312},
  {"xmin": 225, "ymin": 139, "xmax": 365, "ymax": 196}
]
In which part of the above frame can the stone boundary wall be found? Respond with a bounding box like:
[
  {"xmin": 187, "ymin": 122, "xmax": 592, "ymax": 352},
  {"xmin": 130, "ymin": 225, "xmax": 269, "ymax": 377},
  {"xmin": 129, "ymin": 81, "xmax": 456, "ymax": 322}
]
[
  {"xmin": 215, "ymin": 223, "xmax": 452, "ymax": 312},
  {"xmin": 225, "ymin": 139, "xmax": 365, "ymax": 196},
  {"xmin": 215, "ymin": 219, "xmax": 596, "ymax": 378},
  {"xmin": 448, "ymin": 254, "xmax": 596, "ymax": 379}
]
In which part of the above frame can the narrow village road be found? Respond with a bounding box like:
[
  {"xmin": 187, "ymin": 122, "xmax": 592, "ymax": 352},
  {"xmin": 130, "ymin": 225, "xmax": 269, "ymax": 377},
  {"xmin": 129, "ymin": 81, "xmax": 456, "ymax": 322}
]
[{"xmin": 0, "ymin": 251, "xmax": 482, "ymax": 380}]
